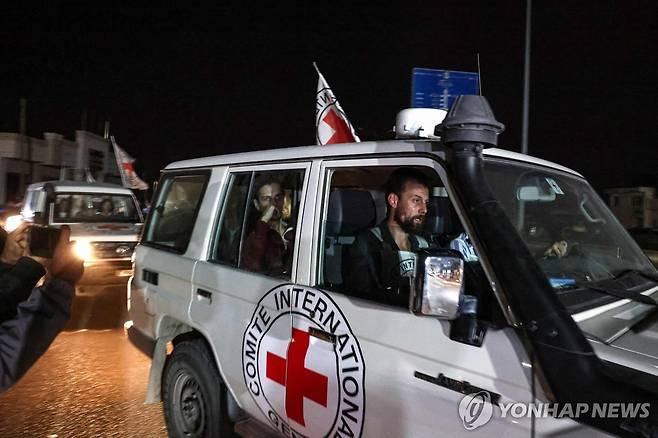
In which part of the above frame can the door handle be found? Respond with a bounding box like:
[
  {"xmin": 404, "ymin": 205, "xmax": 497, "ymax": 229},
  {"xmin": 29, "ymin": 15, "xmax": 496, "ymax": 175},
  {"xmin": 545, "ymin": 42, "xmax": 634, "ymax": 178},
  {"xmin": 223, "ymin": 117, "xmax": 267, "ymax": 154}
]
[
  {"xmin": 196, "ymin": 288, "xmax": 212, "ymax": 302},
  {"xmin": 308, "ymin": 327, "xmax": 336, "ymax": 345},
  {"xmin": 143, "ymin": 269, "xmax": 159, "ymax": 285}
]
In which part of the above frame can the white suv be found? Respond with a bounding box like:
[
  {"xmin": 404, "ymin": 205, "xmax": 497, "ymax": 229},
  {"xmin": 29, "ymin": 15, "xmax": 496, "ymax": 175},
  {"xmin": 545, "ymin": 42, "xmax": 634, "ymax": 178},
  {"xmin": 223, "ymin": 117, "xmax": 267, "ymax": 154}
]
[
  {"xmin": 21, "ymin": 180, "xmax": 143, "ymax": 283},
  {"xmin": 128, "ymin": 99, "xmax": 658, "ymax": 437}
]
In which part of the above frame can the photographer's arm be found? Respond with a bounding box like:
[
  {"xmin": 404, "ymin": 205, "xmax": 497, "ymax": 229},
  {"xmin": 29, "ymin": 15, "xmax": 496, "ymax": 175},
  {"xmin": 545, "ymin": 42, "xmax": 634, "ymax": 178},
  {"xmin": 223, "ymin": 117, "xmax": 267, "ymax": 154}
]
[
  {"xmin": 0, "ymin": 223, "xmax": 46, "ymax": 322},
  {"xmin": 0, "ymin": 278, "xmax": 74, "ymax": 392},
  {"xmin": 0, "ymin": 225, "xmax": 82, "ymax": 393},
  {"xmin": 0, "ymin": 258, "xmax": 46, "ymax": 322}
]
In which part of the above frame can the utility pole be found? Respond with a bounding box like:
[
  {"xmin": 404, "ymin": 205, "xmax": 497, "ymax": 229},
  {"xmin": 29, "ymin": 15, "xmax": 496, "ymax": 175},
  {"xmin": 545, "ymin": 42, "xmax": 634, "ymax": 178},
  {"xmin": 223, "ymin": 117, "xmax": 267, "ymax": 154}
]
[
  {"xmin": 19, "ymin": 98, "xmax": 27, "ymax": 136},
  {"xmin": 19, "ymin": 98, "xmax": 33, "ymax": 184},
  {"xmin": 81, "ymin": 108, "xmax": 88, "ymax": 131},
  {"xmin": 521, "ymin": 0, "xmax": 532, "ymax": 155}
]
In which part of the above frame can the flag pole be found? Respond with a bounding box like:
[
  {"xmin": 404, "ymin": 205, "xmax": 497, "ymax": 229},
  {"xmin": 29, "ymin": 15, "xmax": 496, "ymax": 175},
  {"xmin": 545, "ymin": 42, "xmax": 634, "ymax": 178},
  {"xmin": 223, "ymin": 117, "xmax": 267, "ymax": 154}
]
[{"xmin": 110, "ymin": 136, "xmax": 126, "ymax": 188}]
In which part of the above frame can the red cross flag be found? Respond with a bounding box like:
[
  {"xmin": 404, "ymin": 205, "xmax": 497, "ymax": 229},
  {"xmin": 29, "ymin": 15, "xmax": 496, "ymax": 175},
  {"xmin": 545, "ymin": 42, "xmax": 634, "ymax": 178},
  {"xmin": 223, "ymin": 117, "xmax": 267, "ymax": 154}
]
[
  {"xmin": 111, "ymin": 136, "xmax": 149, "ymax": 190},
  {"xmin": 314, "ymin": 63, "xmax": 361, "ymax": 145}
]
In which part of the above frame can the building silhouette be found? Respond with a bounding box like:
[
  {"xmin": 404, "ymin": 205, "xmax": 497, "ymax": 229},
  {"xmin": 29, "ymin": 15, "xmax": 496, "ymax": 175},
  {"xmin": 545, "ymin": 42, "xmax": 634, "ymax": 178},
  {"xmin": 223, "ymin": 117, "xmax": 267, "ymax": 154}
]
[{"xmin": 0, "ymin": 130, "xmax": 121, "ymax": 204}]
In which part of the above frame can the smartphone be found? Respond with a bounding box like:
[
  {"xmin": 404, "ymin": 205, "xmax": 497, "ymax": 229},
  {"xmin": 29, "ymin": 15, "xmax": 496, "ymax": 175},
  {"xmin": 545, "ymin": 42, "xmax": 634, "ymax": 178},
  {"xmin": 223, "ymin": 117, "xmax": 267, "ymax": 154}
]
[{"xmin": 28, "ymin": 226, "xmax": 61, "ymax": 258}]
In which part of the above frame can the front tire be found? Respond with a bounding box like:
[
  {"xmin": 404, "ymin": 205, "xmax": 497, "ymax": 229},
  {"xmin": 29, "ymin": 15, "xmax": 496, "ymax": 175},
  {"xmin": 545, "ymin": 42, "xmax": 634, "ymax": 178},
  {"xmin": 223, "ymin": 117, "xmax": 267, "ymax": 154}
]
[{"xmin": 162, "ymin": 339, "xmax": 232, "ymax": 437}]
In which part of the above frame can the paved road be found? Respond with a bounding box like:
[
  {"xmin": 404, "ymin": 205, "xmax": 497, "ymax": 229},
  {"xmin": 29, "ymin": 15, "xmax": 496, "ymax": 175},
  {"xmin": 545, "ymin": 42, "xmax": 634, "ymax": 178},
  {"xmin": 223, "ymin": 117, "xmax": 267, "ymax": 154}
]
[{"xmin": 0, "ymin": 284, "xmax": 168, "ymax": 437}]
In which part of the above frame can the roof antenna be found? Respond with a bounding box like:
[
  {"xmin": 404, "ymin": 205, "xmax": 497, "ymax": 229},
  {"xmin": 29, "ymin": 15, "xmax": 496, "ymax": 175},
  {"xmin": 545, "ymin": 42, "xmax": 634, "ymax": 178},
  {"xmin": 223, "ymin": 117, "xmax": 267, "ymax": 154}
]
[{"xmin": 476, "ymin": 53, "xmax": 483, "ymax": 95}]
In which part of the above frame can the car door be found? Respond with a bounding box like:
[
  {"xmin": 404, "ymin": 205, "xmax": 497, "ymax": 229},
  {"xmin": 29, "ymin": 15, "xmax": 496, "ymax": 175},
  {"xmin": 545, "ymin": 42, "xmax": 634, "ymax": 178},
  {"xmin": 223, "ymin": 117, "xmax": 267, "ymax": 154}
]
[
  {"xmin": 129, "ymin": 171, "xmax": 210, "ymax": 338},
  {"xmin": 189, "ymin": 162, "xmax": 312, "ymax": 431},
  {"xmin": 284, "ymin": 157, "xmax": 541, "ymax": 438}
]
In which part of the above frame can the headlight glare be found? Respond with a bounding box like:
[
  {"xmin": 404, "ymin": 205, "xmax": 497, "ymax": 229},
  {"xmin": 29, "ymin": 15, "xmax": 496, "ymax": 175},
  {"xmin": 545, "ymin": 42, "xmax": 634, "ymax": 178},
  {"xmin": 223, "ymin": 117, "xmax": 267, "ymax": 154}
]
[
  {"xmin": 4, "ymin": 215, "xmax": 23, "ymax": 232},
  {"xmin": 73, "ymin": 240, "xmax": 93, "ymax": 260}
]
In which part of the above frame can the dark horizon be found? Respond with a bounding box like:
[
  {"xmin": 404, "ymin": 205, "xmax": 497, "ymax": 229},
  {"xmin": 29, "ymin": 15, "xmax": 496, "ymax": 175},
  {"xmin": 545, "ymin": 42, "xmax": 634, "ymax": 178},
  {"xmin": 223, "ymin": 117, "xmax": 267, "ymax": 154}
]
[{"xmin": 2, "ymin": 2, "xmax": 657, "ymax": 190}]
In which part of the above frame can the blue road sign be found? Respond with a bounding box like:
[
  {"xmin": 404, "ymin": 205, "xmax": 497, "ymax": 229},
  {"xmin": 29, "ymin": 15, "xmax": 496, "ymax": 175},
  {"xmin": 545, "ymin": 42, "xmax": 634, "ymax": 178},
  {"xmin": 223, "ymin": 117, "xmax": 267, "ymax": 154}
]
[{"xmin": 411, "ymin": 68, "xmax": 479, "ymax": 110}]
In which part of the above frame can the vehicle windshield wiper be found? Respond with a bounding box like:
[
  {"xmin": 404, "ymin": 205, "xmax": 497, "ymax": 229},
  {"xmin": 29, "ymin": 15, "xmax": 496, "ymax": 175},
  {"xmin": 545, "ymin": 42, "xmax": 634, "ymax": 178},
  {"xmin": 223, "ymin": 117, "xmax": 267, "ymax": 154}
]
[
  {"xmin": 578, "ymin": 283, "xmax": 657, "ymax": 307},
  {"xmin": 611, "ymin": 269, "xmax": 658, "ymax": 284}
]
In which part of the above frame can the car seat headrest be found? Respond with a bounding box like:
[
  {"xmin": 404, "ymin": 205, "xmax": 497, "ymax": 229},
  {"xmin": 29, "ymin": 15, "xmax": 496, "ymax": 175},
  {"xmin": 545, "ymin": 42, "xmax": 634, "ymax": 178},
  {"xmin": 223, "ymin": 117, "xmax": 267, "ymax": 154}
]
[{"xmin": 326, "ymin": 189, "xmax": 376, "ymax": 235}]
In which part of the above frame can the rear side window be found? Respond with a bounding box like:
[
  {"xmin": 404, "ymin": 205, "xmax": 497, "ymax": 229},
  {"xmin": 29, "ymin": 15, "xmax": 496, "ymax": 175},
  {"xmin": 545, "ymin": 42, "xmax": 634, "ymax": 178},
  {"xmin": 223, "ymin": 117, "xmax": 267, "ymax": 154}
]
[
  {"xmin": 143, "ymin": 173, "xmax": 209, "ymax": 253},
  {"xmin": 212, "ymin": 172, "xmax": 252, "ymax": 266},
  {"xmin": 211, "ymin": 169, "xmax": 306, "ymax": 280}
]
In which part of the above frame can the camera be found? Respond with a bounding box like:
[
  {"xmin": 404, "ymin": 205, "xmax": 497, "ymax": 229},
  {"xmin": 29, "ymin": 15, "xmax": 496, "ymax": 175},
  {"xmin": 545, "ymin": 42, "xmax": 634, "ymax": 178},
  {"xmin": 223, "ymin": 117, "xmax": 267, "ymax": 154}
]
[{"xmin": 28, "ymin": 226, "xmax": 61, "ymax": 258}]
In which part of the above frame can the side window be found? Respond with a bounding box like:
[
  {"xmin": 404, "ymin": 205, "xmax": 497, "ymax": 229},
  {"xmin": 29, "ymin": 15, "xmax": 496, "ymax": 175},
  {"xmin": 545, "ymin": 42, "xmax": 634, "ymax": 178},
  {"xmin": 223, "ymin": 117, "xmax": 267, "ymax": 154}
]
[
  {"xmin": 24, "ymin": 189, "xmax": 39, "ymax": 213},
  {"xmin": 143, "ymin": 173, "xmax": 209, "ymax": 253},
  {"xmin": 212, "ymin": 169, "xmax": 305, "ymax": 280},
  {"xmin": 212, "ymin": 172, "xmax": 251, "ymax": 266},
  {"xmin": 318, "ymin": 166, "xmax": 468, "ymax": 307},
  {"xmin": 54, "ymin": 194, "xmax": 72, "ymax": 219}
]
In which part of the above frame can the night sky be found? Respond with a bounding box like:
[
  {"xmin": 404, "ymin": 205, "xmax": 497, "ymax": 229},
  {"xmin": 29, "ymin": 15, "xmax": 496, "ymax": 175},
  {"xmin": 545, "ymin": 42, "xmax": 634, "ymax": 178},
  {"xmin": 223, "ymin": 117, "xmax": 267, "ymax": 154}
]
[{"xmin": 2, "ymin": 2, "xmax": 657, "ymax": 190}]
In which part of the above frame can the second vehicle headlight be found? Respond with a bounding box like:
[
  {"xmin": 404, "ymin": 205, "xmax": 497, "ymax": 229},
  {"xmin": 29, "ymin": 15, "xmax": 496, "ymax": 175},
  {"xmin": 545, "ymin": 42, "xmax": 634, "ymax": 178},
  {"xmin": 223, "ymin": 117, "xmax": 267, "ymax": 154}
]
[{"xmin": 73, "ymin": 240, "xmax": 93, "ymax": 260}]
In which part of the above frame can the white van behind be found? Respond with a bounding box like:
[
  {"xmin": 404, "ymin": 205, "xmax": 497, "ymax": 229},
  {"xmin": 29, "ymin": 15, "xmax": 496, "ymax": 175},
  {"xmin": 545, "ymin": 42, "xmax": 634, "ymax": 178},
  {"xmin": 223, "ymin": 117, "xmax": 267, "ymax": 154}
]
[{"xmin": 20, "ymin": 180, "xmax": 143, "ymax": 283}]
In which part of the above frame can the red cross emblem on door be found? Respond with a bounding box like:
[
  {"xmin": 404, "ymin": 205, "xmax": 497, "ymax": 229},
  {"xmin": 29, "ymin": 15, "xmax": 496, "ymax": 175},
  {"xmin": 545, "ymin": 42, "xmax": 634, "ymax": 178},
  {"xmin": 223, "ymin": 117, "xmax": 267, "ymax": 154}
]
[{"xmin": 266, "ymin": 328, "xmax": 329, "ymax": 426}]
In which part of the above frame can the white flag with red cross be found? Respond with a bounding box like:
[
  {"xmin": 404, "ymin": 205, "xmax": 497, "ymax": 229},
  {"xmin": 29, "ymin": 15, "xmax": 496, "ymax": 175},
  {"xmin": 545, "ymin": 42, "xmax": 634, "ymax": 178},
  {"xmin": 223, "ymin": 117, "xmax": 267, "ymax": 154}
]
[
  {"xmin": 314, "ymin": 63, "xmax": 361, "ymax": 145},
  {"xmin": 111, "ymin": 136, "xmax": 149, "ymax": 190}
]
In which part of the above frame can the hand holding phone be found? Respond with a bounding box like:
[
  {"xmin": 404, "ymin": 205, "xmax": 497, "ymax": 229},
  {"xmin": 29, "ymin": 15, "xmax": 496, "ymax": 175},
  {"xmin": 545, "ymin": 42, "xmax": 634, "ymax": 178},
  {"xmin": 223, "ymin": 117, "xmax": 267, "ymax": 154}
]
[
  {"xmin": 1, "ymin": 222, "xmax": 29, "ymax": 265},
  {"xmin": 28, "ymin": 226, "xmax": 62, "ymax": 259}
]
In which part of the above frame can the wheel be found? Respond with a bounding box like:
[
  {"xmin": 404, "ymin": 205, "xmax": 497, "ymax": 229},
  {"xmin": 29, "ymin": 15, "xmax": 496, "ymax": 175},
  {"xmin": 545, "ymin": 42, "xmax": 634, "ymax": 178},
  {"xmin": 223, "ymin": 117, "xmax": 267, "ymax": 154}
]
[{"xmin": 162, "ymin": 338, "xmax": 233, "ymax": 437}]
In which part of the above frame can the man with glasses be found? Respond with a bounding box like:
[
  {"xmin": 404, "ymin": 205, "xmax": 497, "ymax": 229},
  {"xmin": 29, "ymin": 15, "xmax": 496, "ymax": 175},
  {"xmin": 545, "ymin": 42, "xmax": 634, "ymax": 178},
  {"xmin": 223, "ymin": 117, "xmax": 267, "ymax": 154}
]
[{"xmin": 241, "ymin": 178, "xmax": 293, "ymax": 276}]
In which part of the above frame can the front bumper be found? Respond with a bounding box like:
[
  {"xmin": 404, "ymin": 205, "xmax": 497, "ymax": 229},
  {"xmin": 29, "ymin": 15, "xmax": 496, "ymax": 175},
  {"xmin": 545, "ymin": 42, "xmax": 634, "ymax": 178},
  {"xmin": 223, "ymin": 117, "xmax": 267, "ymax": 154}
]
[{"xmin": 79, "ymin": 259, "xmax": 133, "ymax": 285}]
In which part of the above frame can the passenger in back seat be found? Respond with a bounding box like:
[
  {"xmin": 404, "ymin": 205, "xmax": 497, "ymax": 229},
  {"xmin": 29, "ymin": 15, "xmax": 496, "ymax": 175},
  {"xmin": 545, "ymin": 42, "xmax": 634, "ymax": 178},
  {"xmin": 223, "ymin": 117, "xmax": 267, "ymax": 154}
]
[
  {"xmin": 241, "ymin": 178, "xmax": 293, "ymax": 276},
  {"xmin": 345, "ymin": 169, "xmax": 431, "ymax": 306}
]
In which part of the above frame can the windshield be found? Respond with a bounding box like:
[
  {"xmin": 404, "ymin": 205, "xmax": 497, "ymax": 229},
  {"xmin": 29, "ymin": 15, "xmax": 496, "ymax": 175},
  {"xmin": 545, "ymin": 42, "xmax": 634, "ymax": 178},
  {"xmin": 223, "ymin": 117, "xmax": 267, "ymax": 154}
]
[
  {"xmin": 483, "ymin": 158, "xmax": 657, "ymax": 313},
  {"xmin": 53, "ymin": 193, "xmax": 142, "ymax": 223}
]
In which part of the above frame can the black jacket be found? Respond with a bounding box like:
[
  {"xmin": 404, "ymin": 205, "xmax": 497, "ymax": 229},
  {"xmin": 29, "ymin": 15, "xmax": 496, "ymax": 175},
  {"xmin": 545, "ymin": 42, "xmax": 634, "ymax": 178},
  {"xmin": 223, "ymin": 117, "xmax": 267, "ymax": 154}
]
[
  {"xmin": 345, "ymin": 222, "xmax": 429, "ymax": 306},
  {"xmin": 0, "ymin": 257, "xmax": 47, "ymax": 322},
  {"xmin": 0, "ymin": 255, "xmax": 74, "ymax": 392}
]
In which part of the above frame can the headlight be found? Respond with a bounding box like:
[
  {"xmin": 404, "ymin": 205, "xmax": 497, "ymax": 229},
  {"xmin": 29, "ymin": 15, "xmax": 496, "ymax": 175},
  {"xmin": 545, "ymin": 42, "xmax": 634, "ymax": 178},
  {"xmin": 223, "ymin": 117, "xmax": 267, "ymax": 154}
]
[
  {"xmin": 4, "ymin": 215, "xmax": 23, "ymax": 232},
  {"xmin": 73, "ymin": 240, "xmax": 93, "ymax": 260}
]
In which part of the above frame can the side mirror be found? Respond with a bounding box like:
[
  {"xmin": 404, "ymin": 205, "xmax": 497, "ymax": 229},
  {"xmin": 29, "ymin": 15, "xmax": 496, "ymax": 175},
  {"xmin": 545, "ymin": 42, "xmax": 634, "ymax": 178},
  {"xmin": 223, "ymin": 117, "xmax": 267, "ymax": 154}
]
[{"xmin": 410, "ymin": 249, "xmax": 464, "ymax": 319}]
